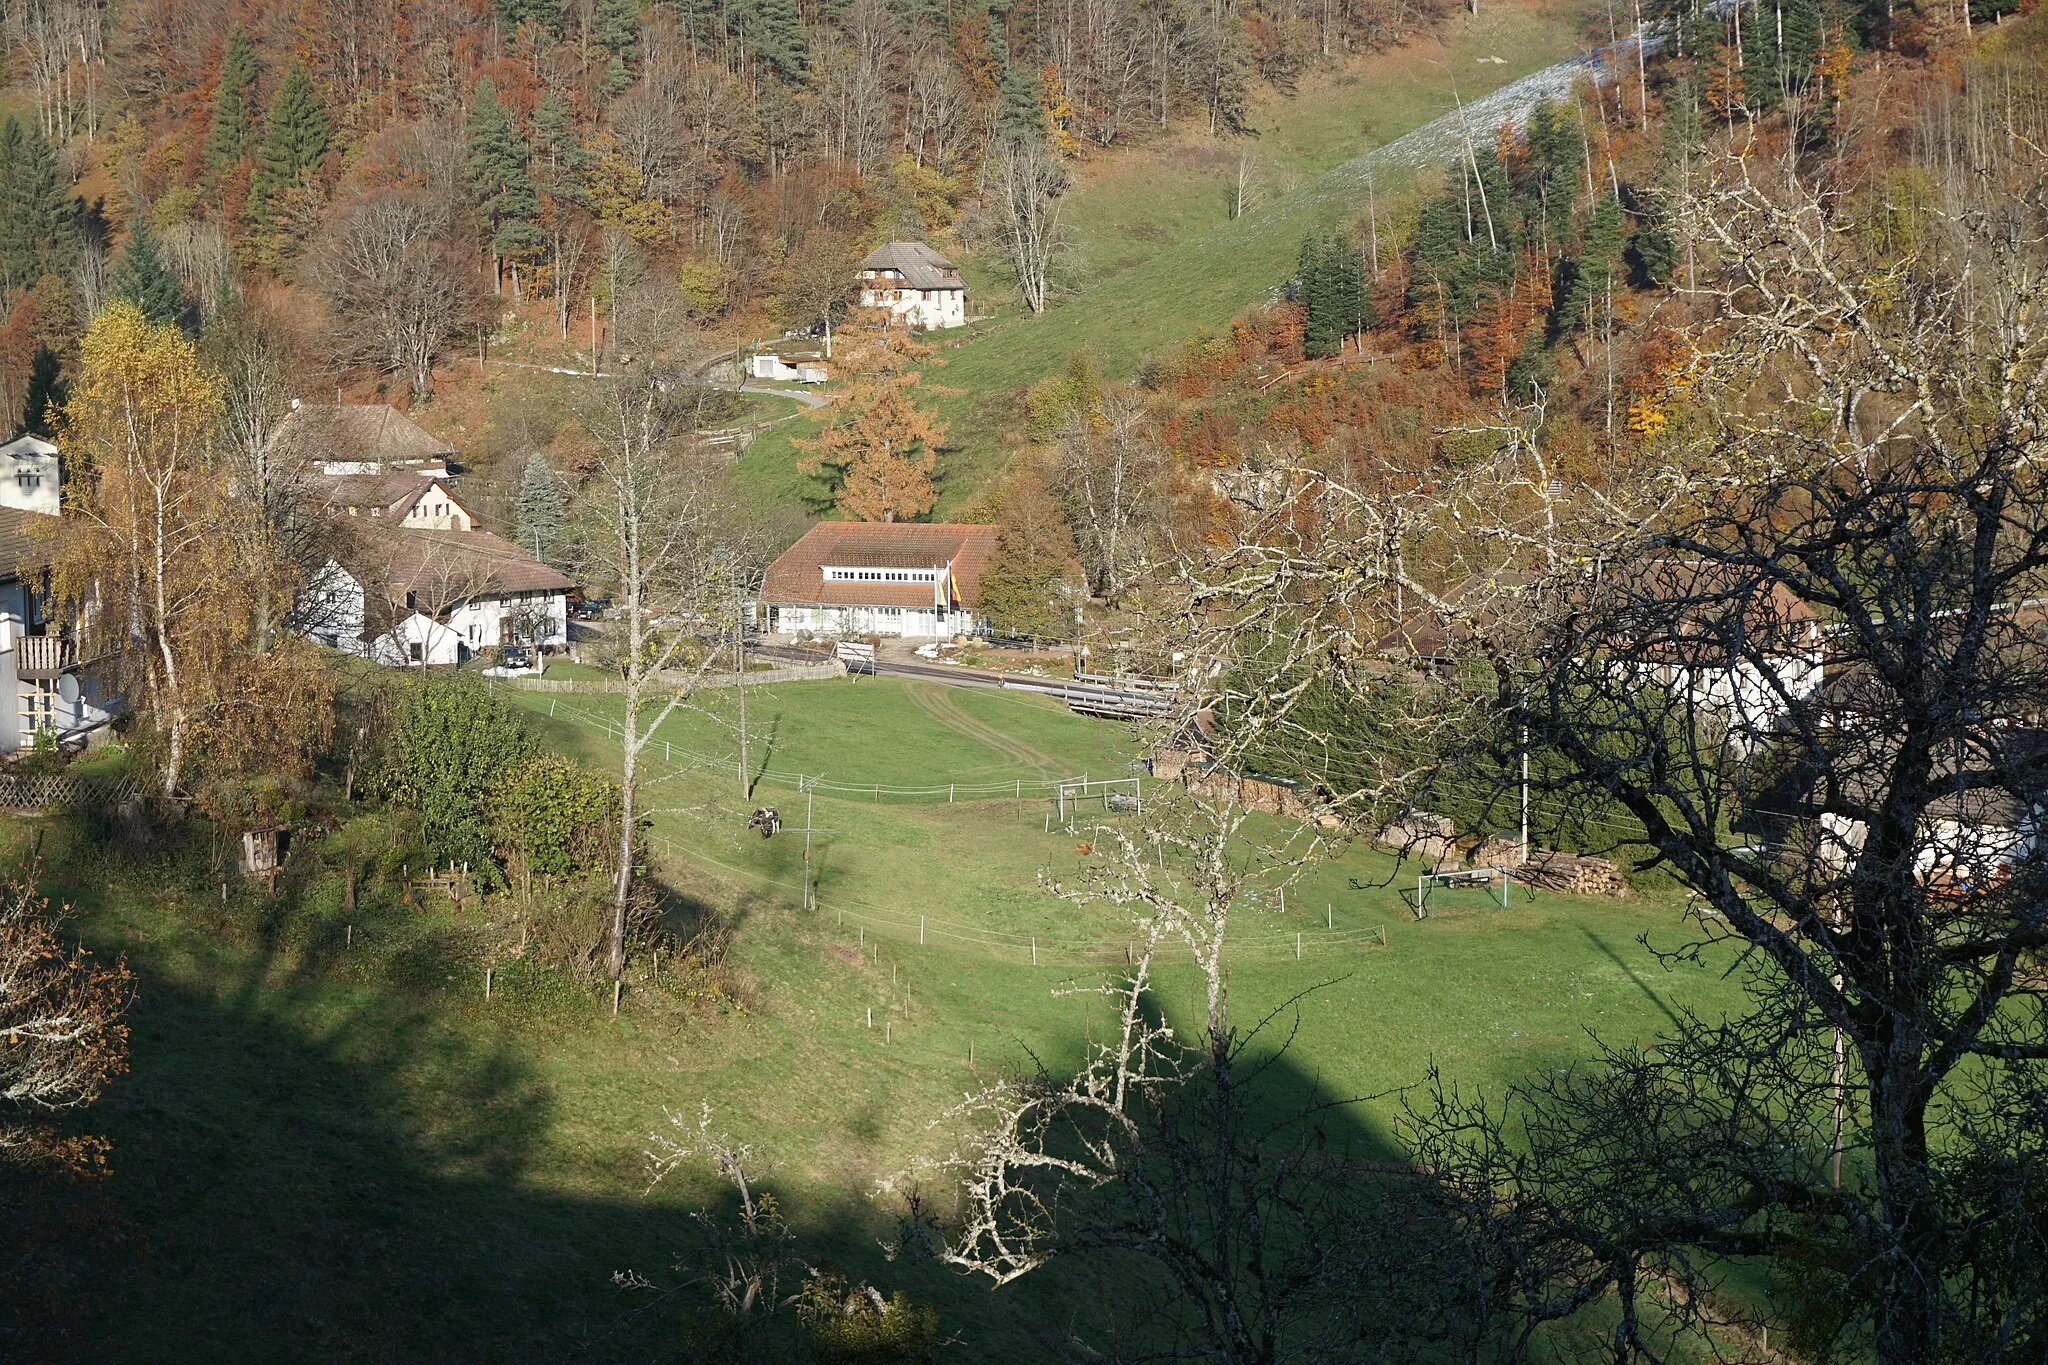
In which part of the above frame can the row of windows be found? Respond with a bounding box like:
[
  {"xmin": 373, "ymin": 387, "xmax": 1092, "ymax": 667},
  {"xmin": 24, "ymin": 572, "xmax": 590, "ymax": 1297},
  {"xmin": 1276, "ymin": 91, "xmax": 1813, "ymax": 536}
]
[{"xmin": 825, "ymin": 567, "xmax": 939, "ymax": 584}]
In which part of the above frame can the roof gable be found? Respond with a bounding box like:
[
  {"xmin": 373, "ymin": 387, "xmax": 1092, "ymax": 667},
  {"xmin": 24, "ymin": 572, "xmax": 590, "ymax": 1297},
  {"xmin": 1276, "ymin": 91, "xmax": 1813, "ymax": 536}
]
[{"xmin": 764, "ymin": 522, "xmax": 998, "ymax": 608}]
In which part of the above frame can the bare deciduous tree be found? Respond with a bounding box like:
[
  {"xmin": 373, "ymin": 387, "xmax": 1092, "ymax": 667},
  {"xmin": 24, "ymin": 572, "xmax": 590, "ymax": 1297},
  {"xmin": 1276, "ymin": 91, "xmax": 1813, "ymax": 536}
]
[
  {"xmin": 1, "ymin": 875, "xmax": 131, "ymax": 1153},
  {"xmin": 574, "ymin": 358, "xmax": 740, "ymax": 979},
  {"xmin": 313, "ymin": 191, "xmax": 480, "ymax": 402},
  {"xmin": 987, "ymin": 136, "xmax": 1071, "ymax": 315}
]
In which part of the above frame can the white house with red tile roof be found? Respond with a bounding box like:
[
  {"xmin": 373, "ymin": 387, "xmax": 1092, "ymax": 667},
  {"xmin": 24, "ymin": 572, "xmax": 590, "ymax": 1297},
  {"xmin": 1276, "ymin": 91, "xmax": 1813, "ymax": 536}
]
[{"xmin": 761, "ymin": 522, "xmax": 997, "ymax": 639}]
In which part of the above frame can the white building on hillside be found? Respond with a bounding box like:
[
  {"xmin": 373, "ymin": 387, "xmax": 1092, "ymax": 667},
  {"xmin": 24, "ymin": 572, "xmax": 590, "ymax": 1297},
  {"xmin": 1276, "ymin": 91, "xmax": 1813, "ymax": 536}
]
[
  {"xmin": 761, "ymin": 522, "xmax": 997, "ymax": 639},
  {"xmin": 857, "ymin": 242, "xmax": 967, "ymax": 330},
  {"xmin": 304, "ymin": 529, "xmax": 573, "ymax": 666}
]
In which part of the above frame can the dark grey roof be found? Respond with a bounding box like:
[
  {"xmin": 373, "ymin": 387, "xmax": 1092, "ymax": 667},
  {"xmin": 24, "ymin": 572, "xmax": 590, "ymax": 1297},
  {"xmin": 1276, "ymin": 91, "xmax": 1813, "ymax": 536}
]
[{"xmin": 858, "ymin": 242, "xmax": 963, "ymax": 291}]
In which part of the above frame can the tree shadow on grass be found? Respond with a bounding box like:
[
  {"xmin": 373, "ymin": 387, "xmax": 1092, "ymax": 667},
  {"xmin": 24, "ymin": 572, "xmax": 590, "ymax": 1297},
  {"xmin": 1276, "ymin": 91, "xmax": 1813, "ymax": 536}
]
[{"xmin": 13, "ymin": 825, "xmax": 1438, "ymax": 1364}]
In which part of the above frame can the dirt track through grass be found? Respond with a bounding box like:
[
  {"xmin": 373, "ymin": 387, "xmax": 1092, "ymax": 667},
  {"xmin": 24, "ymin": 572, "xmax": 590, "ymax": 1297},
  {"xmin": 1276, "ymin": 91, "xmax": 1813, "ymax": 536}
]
[{"xmin": 903, "ymin": 682, "xmax": 1067, "ymax": 776}]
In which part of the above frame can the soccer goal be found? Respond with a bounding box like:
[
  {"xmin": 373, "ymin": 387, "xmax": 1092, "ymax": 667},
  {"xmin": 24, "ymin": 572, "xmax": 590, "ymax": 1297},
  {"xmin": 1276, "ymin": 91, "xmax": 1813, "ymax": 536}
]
[
  {"xmin": 1056, "ymin": 776, "xmax": 1143, "ymax": 824},
  {"xmin": 1413, "ymin": 867, "xmax": 1515, "ymax": 919}
]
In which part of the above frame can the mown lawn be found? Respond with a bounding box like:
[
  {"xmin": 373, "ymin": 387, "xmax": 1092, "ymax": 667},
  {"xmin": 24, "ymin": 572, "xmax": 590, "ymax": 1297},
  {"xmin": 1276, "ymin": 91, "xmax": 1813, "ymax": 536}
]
[{"xmin": 40, "ymin": 670, "xmax": 1746, "ymax": 1361}]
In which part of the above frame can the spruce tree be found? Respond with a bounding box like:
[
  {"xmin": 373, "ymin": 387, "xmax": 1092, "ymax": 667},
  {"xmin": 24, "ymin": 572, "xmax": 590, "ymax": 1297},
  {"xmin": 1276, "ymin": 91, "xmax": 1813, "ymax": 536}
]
[
  {"xmin": 738, "ymin": 0, "xmax": 808, "ymax": 85},
  {"xmin": 496, "ymin": 0, "xmax": 562, "ymax": 33},
  {"xmin": 21, "ymin": 345, "xmax": 62, "ymax": 436},
  {"xmin": 988, "ymin": 16, "xmax": 1045, "ymax": 138},
  {"xmin": 111, "ymin": 217, "xmax": 185, "ymax": 329},
  {"xmin": 1299, "ymin": 231, "xmax": 1339, "ymax": 359},
  {"xmin": 252, "ymin": 64, "xmax": 331, "ymax": 220},
  {"xmin": 1559, "ymin": 194, "xmax": 1626, "ymax": 333},
  {"xmin": 532, "ymin": 91, "xmax": 587, "ymax": 184},
  {"xmin": 464, "ymin": 79, "xmax": 544, "ymax": 276},
  {"xmin": 512, "ymin": 453, "xmax": 568, "ymax": 567},
  {"xmin": 203, "ymin": 27, "xmax": 260, "ymax": 176},
  {"xmin": 0, "ymin": 117, "xmax": 75, "ymax": 294}
]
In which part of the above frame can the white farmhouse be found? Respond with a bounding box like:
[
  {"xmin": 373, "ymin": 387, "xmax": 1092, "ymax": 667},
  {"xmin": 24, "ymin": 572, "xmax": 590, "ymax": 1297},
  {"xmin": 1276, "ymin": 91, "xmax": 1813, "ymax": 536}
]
[
  {"xmin": 761, "ymin": 522, "xmax": 997, "ymax": 640},
  {"xmin": 0, "ymin": 441, "xmax": 114, "ymax": 748},
  {"xmin": 857, "ymin": 242, "xmax": 967, "ymax": 331},
  {"xmin": 305, "ymin": 529, "xmax": 573, "ymax": 666}
]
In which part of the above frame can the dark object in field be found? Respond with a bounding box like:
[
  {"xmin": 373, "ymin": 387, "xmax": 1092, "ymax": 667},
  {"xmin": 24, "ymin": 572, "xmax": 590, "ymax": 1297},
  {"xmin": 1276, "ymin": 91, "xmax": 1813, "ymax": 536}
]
[{"xmin": 747, "ymin": 807, "xmax": 782, "ymax": 838}]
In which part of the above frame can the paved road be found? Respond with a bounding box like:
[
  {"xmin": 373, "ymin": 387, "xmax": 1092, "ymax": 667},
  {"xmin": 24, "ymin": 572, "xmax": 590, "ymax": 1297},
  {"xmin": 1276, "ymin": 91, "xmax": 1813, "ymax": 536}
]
[{"xmin": 741, "ymin": 382, "xmax": 830, "ymax": 409}]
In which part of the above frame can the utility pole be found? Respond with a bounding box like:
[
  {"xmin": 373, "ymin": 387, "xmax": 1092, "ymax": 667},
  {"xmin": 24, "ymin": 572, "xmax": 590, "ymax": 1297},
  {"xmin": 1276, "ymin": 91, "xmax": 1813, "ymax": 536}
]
[
  {"xmin": 1520, "ymin": 724, "xmax": 1530, "ymax": 865},
  {"xmin": 734, "ymin": 591, "xmax": 749, "ymax": 799},
  {"xmin": 804, "ymin": 779, "xmax": 814, "ymax": 909}
]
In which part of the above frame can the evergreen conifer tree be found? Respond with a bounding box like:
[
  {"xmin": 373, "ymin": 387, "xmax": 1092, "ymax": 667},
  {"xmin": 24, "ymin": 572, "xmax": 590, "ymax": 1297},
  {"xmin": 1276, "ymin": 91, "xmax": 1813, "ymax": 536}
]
[
  {"xmin": 0, "ymin": 117, "xmax": 75, "ymax": 294},
  {"xmin": 111, "ymin": 217, "xmax": 185, "ymax": 329},
  {"xmin": 1299, "ymin": 229, "xmax": 1373, "ymax": 359},
  {"xmin": 512, "ymin": 452, "xmax": 569, "ymax": 567},
  {"xmin": 738, "ymin": 0, "xmax": 808, "ymax": 85},
  {"xmin": 1559, "ymin": 194, "xmax": 1626, "ymax": 333},
  {"xmin": 21, "ymin": 345, "xmax": 62, "ymax": 436},
  {"xmin": 203, "ymin": 27, "xmax": 260, "ymax": 176},
  {"xmin": 1299, "ymin": 231, "xmax": 1339, "ymax": 359},
  {"xmin": 464, "ymin": 79, "xmax": 545, "ymax": 281},
  {"xmin": 988, "ymin": 16, "xmax": 1046, "ymax": 138},
  {"xmin": 252, "ymin": 64, "xmax": 331, "ymax": 220},
  {"xmin": 496, "ymin": 0, "xmax": 562, "ymax": 33}
]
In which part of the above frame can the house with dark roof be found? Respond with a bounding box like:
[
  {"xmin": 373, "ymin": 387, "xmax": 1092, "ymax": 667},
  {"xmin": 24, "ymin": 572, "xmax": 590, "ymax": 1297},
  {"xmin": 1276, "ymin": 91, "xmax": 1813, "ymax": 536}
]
[
  {"xmin": 857, "ymin": 242, "xmax": 967, "ymax": 330},
  {"xmin": 761, "ymin": 522, "xmax": 997, "ymax": 639}
]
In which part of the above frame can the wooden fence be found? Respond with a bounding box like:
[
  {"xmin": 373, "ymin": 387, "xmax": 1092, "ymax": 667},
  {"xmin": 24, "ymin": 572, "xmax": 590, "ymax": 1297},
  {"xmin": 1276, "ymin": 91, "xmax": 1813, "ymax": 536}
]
[{"xmin": 0, "ymin": 771, "xmax": 145, "ymax": 811}]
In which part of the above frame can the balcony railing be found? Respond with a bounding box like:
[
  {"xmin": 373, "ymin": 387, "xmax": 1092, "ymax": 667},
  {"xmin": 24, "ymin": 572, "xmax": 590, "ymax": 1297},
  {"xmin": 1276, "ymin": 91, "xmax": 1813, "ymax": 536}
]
[{"xmin": 17, "ymin": 634, "xmax": 84, "ymax": 678}]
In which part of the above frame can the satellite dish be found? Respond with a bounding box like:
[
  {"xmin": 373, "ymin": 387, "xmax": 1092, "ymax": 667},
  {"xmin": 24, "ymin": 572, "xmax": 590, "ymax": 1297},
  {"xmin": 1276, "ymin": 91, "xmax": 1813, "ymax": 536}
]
[{"xmin": 57, "ymin": 675, "xmax": 79, "ymax": 706}]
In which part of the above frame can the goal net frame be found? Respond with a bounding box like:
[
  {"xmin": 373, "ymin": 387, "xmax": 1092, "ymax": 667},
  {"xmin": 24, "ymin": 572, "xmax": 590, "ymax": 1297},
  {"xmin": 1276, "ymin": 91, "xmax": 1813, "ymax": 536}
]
[
  {"xmin": 1414, "ymin": 867, "xmax": 1514, "ymax": 917},
  {"xmin": 1056, "ymin": 776, "xmax": 1143, "ymax": 824}
]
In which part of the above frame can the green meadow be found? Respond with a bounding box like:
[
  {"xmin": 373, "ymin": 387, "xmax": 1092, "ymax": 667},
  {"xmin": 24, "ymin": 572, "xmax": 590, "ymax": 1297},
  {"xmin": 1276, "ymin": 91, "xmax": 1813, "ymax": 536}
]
[{"xmin": 40, "ymin": 672, "xmax": 1746, "ymax": 1359}]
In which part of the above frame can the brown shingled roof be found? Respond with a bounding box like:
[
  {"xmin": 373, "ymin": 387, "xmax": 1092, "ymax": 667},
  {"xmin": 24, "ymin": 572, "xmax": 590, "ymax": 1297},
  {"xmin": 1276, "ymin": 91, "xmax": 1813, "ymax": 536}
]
[
  {"xmin": 271, "ymin": 404, "xmax": 458, "ymax": 466},
  {"xmin": 762, "ymin": 522, "xmax": 998, "ymax": 609},
  {"xmin": 0, "ymin": 508, "xmax": 52, "ymax": 582},
  {"xmin": 347, "ymin": 528, "xmax": 572, "ymax": 614}
]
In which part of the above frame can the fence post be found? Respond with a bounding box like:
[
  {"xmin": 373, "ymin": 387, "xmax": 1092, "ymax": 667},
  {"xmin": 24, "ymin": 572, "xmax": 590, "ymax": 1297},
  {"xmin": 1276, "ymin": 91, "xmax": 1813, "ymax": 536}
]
[
  {"xmin": 920, "ymin": 916, "xmax": 925, "ymax": 945},
  {"xmin": 1296, "ymin": 932, "xmax": 1302, "ymax": 961},
  {"xmin": 1031, "ymin": 936, "xmax": 1038, "ymax": 966},
  {"xmin": 949, "ymin": 784, "xmax": 954, "ymax": 802},
  {"xmin": 485, "ymin": 968, "xmax": 493, "ymax": 1000},
  {"xmin": 550, "ymin": 699, "xmax": 557, "ymax": 717}
]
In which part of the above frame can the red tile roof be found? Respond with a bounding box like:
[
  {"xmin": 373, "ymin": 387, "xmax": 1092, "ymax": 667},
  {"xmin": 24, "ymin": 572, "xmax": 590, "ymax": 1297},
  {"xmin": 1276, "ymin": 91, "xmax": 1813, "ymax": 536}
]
[{"xmin": 762, "ymin": 522, "xmax": 998, "ymax": 609}]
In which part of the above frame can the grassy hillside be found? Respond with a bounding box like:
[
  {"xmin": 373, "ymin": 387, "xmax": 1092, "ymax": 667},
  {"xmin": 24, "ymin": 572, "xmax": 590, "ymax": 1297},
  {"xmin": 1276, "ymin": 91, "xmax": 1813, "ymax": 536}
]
[
  {"xmin": 730, "ymin": 0, "xmax": 1590, "ymax": 518},
  {"xmin": 45, "ymin": 675, "xmax": 1746, "ymax": 1360}
]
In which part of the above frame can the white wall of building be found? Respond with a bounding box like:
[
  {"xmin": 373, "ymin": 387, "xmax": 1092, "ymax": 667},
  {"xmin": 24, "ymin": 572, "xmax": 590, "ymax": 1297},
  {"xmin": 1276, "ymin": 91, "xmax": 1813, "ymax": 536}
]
[
  {"xmin": 369, "ymin": 613, "xmax": 464, "ymax": 667},
  {"xmin": 401, "ymin": 481, "xmax": 475, "ymax": 531},
  {"xmin": 447, "ymin": 590, "xmax": 569, "ymax": 651},
  {"xmin": 857, "ymin": 286, "xmax": 966, "ymax": 331},
  {"xmin": 772, "ymin": 604, "xmax": 981, "ymax": 638},
  {"xmin": 0, "ymin": 436, "xmax": 60, "ymax": 516}
]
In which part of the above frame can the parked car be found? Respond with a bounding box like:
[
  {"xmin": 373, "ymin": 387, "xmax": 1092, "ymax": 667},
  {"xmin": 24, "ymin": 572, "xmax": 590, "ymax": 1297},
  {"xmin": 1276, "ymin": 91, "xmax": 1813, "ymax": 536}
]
[
  {"xmin": 500, "ymin": 644, "xmax": 534, "ymax": 670},
  {"xmin": 572, "ymin": 597, "xmax": 611, "ymax": 621}
]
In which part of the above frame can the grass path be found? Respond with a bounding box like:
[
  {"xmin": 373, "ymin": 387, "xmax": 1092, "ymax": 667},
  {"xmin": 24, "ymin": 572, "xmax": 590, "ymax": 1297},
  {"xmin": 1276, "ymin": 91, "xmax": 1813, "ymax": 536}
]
[{"xmin": 901, "ymin": 680, "xmax": 1068, "ymax": 776}]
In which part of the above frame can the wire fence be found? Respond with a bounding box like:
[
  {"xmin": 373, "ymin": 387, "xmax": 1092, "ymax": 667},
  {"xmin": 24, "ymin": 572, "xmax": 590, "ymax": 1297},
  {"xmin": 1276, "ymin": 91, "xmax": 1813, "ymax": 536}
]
[{"xmin": 643, "ymin": 829, "xmax": 1391, "ymax": 968}]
